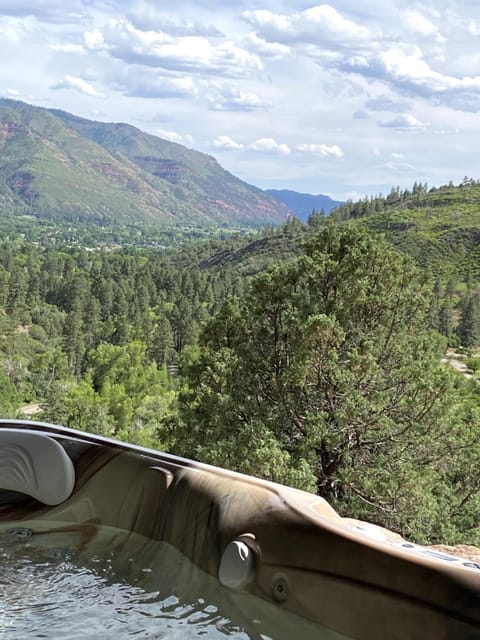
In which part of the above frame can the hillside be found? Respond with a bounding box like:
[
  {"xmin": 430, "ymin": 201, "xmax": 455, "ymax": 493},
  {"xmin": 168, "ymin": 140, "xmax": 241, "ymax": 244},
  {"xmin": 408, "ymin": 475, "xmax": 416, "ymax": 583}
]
[
  {"xmin": 178, "ymin": 179, "xmax": 480, "ymax": 286},
  {"xmin": 265, "ymin": 189, "xmax": 342, "ymax": 220},
  {"xmin": 331, "ymin": 180, "xmax": 480, "ymax": 279},
  {"xmin": 0, "ymin": 99, "xmax": 290, "ymax": 226}
]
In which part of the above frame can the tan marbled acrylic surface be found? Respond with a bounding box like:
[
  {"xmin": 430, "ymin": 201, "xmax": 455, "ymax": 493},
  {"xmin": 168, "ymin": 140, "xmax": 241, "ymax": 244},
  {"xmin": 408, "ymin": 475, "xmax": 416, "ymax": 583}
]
[{"xmin": 0, "ymin": 419, "xmax": 479, "ymax": 640}]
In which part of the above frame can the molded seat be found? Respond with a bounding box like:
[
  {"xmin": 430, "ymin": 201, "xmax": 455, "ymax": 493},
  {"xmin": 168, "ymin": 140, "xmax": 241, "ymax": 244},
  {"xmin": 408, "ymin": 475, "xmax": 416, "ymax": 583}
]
[{"xmin": 0, "ymin": 429, "xmax": 75, "ymax": 505}]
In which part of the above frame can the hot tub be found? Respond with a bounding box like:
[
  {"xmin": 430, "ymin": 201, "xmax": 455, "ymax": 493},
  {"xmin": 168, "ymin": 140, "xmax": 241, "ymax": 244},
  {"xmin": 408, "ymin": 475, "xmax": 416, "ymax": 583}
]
[{"xmin": 0, "ymin": 419, "xmax": 479, "ymax": 639}]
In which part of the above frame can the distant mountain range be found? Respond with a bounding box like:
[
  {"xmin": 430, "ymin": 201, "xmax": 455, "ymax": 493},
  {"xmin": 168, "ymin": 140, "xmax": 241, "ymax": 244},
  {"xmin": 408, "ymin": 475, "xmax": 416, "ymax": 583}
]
[
  {"xmin": 264, "ymin": 189, "xmax": 342, "ymax": 221},
  {"xmin": 0, "ymin": 99, "xmax": 291, "ymax": 226}
]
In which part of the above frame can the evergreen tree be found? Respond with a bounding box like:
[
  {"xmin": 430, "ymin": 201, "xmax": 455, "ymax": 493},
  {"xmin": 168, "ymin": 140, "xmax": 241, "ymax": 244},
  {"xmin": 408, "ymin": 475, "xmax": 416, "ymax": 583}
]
[
  {"xmin": 0, "ymin": 267, "xmax": 9, "ymax": 307},
  {"xmin": 456, "ymin": 292, "xmax": 480, "ymax": 347},
  {"xmin": 177, "ymin": 224, "xmax": 461, "ymax": 540},
  {"xmin": 6, "ymin": 264, "xmax": 28, "ymax": 322},
  {"xmin": 428, "ymin": 278, "xmax": 442, "ymax": 331},
  {"xmin": 147, "ymin": 311, "xmax": 175, "ymax": 366},
  {"xmin": 438, "ymin": 277, "xmax": 456, "ymax": 340},
  {"xmin": 64, "ymin": 306, "xmax": 85, "ymax": 380},
  {"xmin": 0, "ymin": 369, "xmax": 21, "ymax": 416}
]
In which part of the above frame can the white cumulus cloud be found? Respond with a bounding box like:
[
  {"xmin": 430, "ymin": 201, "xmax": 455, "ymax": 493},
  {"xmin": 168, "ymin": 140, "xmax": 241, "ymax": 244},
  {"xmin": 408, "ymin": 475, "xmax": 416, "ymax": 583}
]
[
  {"xmin": 468, "ymin": 19, "xmax": 480, "ymax": 36},
  {"xmin": 115, "ymin": 71, "xmax": 197, "ymax": 99},
  {"xmin": 242, "ymin": 5, "xmax": 372, "ymax": 48},
  {"xmin": 342, "ymin": 44, "xmax": 480, "ymax": 110},
  {"xmin": 208, "ymin": 88, "xmax": 270, "ymax": 111},
  {"xmin": 50, "ymin": 75, "xmax": 101, "ymax": 97},
  {"xmin": 402, "ymin": 10, "xmax": 443, "ymax": 41},
  {"xmin": 353, "ymin": 109, "xmax": 370, "ymax": 119},
  {"xmin": 213, "ymin": 136, "xmax": 244, "ymax": 150},
  {"xmin": 157, "ymin": 129, "xmax": 193, "ymax": 145},
  {"xmin": 0, "ymin": 16, "xmax": 31, "ymax": 43},
  {"xmin": 379, "ymin": 113, "xmax": 425, "ymax": 130},
  {"xmin": 50, "ymin": 43, "xmax": 85, "ymax": 54},
  {"xmin": 0, "ymin": 0, "xmax": 87, "ymax": 24},
  {"xmin": 84, "ymin": 18, "xmax": 262, "ymax": 78},
  {"xmin": 250, "ymin": 137, "xmax": 291, "ymax": 155},
  {"xmin": 242, "ymin": 32, "xmax": 290, "ymax": 59},
  {"xmin": 297, "ymin": 143, "xmax": 344, "ymax": 157},
  {"xmin": 126, "ymin": 5, "xmax": 223, "ymax": 38},
  {"xmin": 84, "ymin": 28, "xmax": 105, "ymax": 51}
]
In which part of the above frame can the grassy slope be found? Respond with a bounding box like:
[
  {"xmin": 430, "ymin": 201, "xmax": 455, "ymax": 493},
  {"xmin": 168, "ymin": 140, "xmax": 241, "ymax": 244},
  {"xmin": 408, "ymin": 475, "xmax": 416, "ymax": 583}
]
[
  {"xmin": 51, "ymin": 107, "xmax": 289, "ymax": 225},
  {"xmin": 188, "ymin": 182, "xmax": 480, "ymax": 282},
  {"xmin": 0, "ymin": 99, "xmax": 289, "ymax": 226},
  {"xmin": 0, "ymin": 101, "xmax": 181, "ymax": 222},
  {"xmin": 337, "ymin": 183, "xmax": 480, "ymax": 279}
]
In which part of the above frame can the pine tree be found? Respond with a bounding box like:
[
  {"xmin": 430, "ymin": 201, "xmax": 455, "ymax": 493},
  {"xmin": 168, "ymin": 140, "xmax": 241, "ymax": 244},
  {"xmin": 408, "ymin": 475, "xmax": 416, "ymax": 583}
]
[
  {"xmin": 456, "ymin": 292, "xmax": 480, "ymax": 347},
  {"xmin": 438, "ymin": 277, "xmax": 456, "ymax": 339}
]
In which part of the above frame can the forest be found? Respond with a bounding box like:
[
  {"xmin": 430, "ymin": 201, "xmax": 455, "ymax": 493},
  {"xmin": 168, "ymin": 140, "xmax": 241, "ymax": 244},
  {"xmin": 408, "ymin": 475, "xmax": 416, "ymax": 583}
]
[{"xmin": 2, "ymin": 181, "xmax": 480, "ymax": 546}]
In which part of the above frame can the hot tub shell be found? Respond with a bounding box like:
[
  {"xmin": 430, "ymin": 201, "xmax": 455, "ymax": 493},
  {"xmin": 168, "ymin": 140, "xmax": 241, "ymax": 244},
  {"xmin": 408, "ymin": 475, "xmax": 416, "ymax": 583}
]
[{"xmin": 0, "ymin": 419, "xmax": 479, "ymax": 640}]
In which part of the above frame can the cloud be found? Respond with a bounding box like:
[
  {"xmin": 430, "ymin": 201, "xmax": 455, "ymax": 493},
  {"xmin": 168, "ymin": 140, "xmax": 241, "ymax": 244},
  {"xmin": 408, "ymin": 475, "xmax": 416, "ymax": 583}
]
[
  {"xmin": 240, "ymin": 5, "xmax": 480, "ymax": 114},
  {"xmin": 250, "ymin": 138, "xmax": 291, "ymax": 155},
  {"xmin": 84, "ymin": 19, "xmax": 262, "ymax": 78},
  {"xmin": 380, "ymin": 160, "xmax": 417, "ymax": 172},
  {"xmin": 0, "ymin": 0, "xmax": 86, "ymax": 24},
  {"xmin": 215, "ymin": 137, "xmax": 344, "ymax": 157},
  {"xmin": 402, "ymin": 10, "xmax": 444, "ymax": 41},
  {"xmin": 297, "ymin": 143, "xmax": 344, "ymax": 157},
  {"xmin": 213, "ymin": 136, "xmax": 244, "ymax": 150},
  {"xmin": 242, "ymin": 5, "xmax": 373, "ymax": 49},
  {"xmin": 468, "ymin": 19, "xmax": 480, "ymax": 36},
  {"xmin": 344, "ymin": 190, "xmax": 368, "ymax": 201},
  {"xmin": 364, "ymin": 96, "xmax": 411, "ymax": 113},
  {"xmin": 208, "ymin": 88, "xmax": 270, "ymax": 111},
  {"xmin": 353, "ymin": 109, "xmax": 370, "ymax": 119},
  {"xmin": 379, "ymin": 113, "xmax": 425, "ymax": 130},
  {"xmin": 157, "ymin": 129, "xmax": 194, "ymax": 145},
  {"xmin": 242, "ymin": 32, "xmax": 290, "ymax": 59},
  {"xmin": 341, "ymin": 44, "xmax": 480, "ymax": 111},
  {"xmin": 50, "ymin": 75, "xmax": 102, "ymax": 97},
  {"xmin": 126, "ymin": 4, "xmax": 223, "ymax": 37},
  {"xmin": 50, "ymin": 43, "xmax": 85, "ymax": 54},
  {"xmin": 114, "ymin": 71, "xmax": 197, "ymax": 99},
  {"xmin": 0, "ymin": 16, "xmax": 31, "ymax": 43},
  {"xmin": 84, "ymin": 28, "xmax": 104, "ymax": 51},
  {"xmin": 4, "ymin": 87, "xmax": 34, "ymax": 102}
]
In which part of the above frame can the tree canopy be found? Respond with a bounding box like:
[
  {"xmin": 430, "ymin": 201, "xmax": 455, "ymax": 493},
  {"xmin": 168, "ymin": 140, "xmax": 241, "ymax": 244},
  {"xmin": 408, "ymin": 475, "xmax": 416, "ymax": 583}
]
[
  {"xmin": 177, "ymin": 224, "xmax": 480, "ymax": 541},
  {"xmin": 1, "ymin": 219, "xmax": 480, "ymax": 544}
]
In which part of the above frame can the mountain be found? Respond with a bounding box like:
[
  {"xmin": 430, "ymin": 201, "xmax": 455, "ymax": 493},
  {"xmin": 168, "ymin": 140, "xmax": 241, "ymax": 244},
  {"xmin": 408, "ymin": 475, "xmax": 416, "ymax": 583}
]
[
  {"xmin": 264, "ymin": 189, "xmax": 342, "ymax": 221},
  {"xmin": 0, "ymin": 99, "xmax": 290, "ymax": 226}
]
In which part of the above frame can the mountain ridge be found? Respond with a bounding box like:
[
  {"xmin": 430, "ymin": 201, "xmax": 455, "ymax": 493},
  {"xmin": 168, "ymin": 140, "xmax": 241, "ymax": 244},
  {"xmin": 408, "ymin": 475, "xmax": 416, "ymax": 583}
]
[
  {"xmin": 0, "ymin": 98, "xmax": 290, "ymax": 226},
  {"xmin": 264, "ymin": 188, "xmax": 342, "ymax": 221}
]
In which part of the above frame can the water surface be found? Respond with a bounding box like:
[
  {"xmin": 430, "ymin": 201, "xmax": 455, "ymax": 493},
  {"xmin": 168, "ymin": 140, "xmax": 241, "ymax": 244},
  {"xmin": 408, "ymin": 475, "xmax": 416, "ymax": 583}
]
[{"xmin": 0, "ymin": 521, "xmax": 348, "ymax": 639}]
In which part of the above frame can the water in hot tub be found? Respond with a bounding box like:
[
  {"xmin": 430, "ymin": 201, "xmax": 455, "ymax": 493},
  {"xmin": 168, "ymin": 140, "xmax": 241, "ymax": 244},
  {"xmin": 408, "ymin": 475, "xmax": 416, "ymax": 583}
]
[{"xmin": 0, "ymin": 520, "xmax": 349, "ymax": 639}]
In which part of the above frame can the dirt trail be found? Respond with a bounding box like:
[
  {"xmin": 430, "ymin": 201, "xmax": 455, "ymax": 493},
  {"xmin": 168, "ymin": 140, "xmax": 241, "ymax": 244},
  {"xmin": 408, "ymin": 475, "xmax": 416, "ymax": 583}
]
[
  {"xmin": 441, "ymin": 348, "xmax": 473, "ymax": 379},
  {"xmin": 18, "ymin": 403, "xmax": 41, "ymax": 416}
]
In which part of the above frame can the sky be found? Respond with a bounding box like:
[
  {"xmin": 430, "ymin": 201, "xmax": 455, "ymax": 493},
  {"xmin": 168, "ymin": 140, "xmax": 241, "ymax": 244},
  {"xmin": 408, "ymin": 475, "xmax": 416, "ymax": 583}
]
[{"xmin": 1, "ymin": 1, "xmax": 480, "ymax": 201}]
